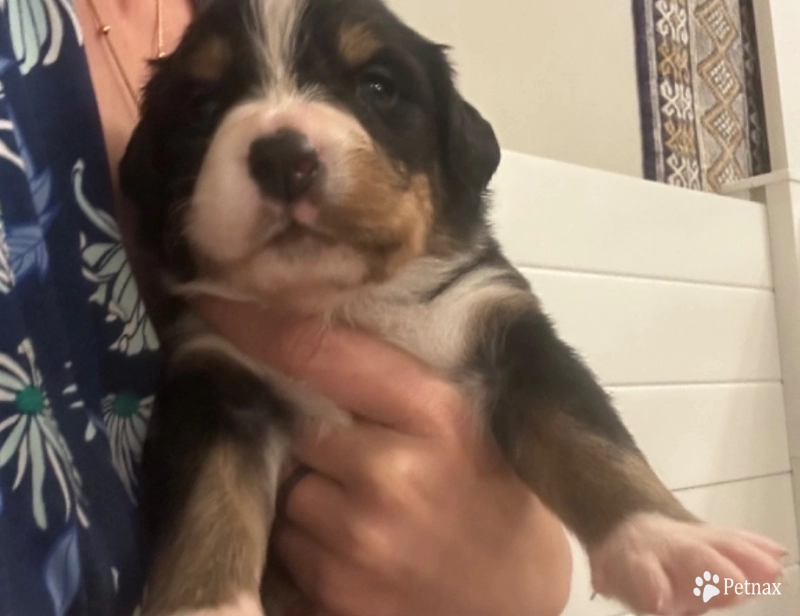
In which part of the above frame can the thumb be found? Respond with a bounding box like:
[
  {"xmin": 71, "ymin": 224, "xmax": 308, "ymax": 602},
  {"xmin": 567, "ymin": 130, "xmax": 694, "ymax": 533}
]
[{"xmin": 195, "ymin": 295, "xmax": 469, "ymax": 437}]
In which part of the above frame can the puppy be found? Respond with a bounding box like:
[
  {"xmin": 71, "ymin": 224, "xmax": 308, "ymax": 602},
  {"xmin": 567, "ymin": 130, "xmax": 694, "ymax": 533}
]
[{"xmin": 120, "ymin": 0, "xmax": 786, "ymax": 614}]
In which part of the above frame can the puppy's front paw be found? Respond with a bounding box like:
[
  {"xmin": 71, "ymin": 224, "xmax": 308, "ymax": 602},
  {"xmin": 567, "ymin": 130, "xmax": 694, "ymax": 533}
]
[{"xmin": 588, "ymin": 513, "xmax": 786, "ymax": 615}]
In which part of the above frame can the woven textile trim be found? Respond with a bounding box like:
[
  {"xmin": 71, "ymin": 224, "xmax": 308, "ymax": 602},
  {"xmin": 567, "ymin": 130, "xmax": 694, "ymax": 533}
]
[{"xmin": 634, "ymin": 0, "xmax": 771, "ymax": 192}]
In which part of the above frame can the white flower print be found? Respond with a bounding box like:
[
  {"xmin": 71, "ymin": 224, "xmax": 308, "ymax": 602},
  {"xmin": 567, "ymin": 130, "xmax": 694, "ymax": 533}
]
[
  {"xmin": 0, "ymin": 81, "xmax": 24, "ymax": 170},
  {"xmin": 73, "ymin": 160, "xmax": 159, "ymax": 356},
  {"xmin": 101, "ymin": 392, "xmax": 152, "ymax": 502},
  {"xmin": 0, "ymin": 116, "xmax": 25, "ymax": 170},
  {"xmin": 0, "ymin": 205, "xmax": 13, "ymax": 293},
  {"xmin": 1, "ymin": 0, "xmax": 83, "ymax": 75},
  {"xmin": 0, "ymin": 339, "xmax": 89, "ymax": 529}
]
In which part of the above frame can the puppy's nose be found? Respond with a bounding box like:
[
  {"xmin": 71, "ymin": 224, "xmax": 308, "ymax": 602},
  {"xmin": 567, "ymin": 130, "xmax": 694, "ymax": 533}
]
[{"xmin": 248, "ymin": 129, "xmax": 320, "ymax": 203}]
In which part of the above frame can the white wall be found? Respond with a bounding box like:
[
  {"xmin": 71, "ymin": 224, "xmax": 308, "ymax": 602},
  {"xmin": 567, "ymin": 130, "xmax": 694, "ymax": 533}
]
[
  {"xmin": 490, "ymin": 151, "xmax": 800, "ymax": 615},
  {"xmin": 728, "ymin": 0, "xmax": 800, "ymax": 575},
  {"xmin": 386, "ymin": 0, "xmax": 643, "ymax": 178}
]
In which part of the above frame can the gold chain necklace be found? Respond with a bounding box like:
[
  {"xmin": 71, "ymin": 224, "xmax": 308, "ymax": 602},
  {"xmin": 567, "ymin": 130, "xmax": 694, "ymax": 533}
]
[{"xmin": 84, "ymin": 0, "xmax": 166, "ymax": 109}]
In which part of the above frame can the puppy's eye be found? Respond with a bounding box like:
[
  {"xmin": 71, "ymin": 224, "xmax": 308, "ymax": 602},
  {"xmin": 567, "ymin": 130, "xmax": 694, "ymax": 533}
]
[
  {"xmin": 184, "ymin": 82, "xmax": 221, "ymax": 121},
  {"xmin": 357, "ymin": 66, "xmax": 399, "ymax": 109}
]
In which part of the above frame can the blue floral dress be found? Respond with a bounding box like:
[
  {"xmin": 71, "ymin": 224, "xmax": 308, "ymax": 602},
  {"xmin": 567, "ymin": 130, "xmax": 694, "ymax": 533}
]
[{"xmin": 0, "ymin": 1, "xmax": 160, "ymax": 615}]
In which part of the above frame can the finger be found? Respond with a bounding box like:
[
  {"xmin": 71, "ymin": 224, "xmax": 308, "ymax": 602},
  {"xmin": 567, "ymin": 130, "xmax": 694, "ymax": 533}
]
[
  {"xmin": 282, "ymin": 472, "xmax": 351, "ymax": 551},
  {"xmin": 277, "ymin": 465, "xmax": 315, "ymax": 519},
  {"xmin": 274, "ymin": 322, "xmax": 460, "ymax": 434},
  {"xmin": 195, "ymin": 297, "xmax": 467, "ymax": 437},
  {"xmin": 275, "ymin": 524, "xmax": 354, "ymax": 614},
  {"xmin": 289, "ymin": 422, "xmax": 363, "ymax": 483},
  {"xmin": 269, "ymin": 322, "xmax": 469, "ymax": 438},
  {"xmin": 291, "ymin": 419, "xmax": 420, "ymax": 485},
  {"xmin": 274, "ymin": 524, "xmax": 332, "ymax": 599}
]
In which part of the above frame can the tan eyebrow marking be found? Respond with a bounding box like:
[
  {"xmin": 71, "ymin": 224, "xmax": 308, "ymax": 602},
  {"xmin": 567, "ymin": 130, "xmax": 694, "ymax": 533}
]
[
  {"xmin": 338, "ymin": 22, "xmax": 383, "ymax": 66},
  {"xmin": 187, "ymin": 35, "xmax": 232, "ymax": 82}
]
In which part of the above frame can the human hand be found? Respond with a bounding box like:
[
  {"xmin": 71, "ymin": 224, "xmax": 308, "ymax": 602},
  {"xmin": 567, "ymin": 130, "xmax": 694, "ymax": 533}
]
[{"xmin": 196, "ymin": 298, "xmax": 573, "ymax": 616}]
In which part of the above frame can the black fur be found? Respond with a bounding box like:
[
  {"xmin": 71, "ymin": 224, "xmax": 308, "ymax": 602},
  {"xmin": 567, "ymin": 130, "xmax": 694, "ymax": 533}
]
[{"xmin": 423, "ymin": 240, "xmax": 524, "ymax": 302}]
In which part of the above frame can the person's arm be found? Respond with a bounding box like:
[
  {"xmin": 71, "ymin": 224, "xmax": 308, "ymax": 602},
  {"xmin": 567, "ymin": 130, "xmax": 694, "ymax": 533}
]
[{"xmin": 197, "ymin": 298, "xmax": 573, "ymax": 616}]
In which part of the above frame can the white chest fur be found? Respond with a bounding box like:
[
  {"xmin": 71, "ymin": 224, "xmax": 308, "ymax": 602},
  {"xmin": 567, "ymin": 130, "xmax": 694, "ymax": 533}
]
[{"xmin": 337, "ymin": 259, "xmax": 516, "ymax": 375}]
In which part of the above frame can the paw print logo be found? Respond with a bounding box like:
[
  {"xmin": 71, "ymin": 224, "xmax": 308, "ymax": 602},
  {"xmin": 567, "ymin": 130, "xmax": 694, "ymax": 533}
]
[{"xmin": 694, "ymin": 571, "xmax": 721, "ymax": 603}]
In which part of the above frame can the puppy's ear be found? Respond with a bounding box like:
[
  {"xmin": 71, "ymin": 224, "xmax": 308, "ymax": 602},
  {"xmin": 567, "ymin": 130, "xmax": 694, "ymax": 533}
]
[
  {"xmin": 119, "ymin": 120, "xmax": 169, "ymax": 249},
  {"xmin": 120, "ymin": 121, "xmax": 163, "ymax": 204},
  {"xmin": 446, "ymin": 95, "xmax": 501, "ymax": 195}
]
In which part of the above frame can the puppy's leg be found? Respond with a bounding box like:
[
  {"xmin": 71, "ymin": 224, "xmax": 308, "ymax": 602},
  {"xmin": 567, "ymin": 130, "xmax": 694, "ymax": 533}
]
[
  {"xmin": 140, "ymin": 353, "xmax": 292, "ymax": 616},
  {"xmin": 474, "ymin": 298, "xmax": 785, "ymax": 615}
]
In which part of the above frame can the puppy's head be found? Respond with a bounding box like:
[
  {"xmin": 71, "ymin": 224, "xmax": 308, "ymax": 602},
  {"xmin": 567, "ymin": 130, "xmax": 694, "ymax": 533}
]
[{"xmin": 121, "ymin": 0, "xmax": 500, "ymax": 308}]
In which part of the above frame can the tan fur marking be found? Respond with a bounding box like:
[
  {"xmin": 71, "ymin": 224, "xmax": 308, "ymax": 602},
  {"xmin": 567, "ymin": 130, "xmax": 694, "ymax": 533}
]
[
  {"xmin": 512, "ymin": 413, "xmax": 695, "ymax": 545},
  {"xmin": 142, "ymin": 440, "xmax": 273, "ymax": 615},
  {"xmin": 187, "ymin": 36, "xmax": 233, "ymax": 82},
  {"xmin": 473, "ymin": 295, "xmax": 693, "ymax": 543},
  {"xmin": 319, "ymin": 146, "xmax": 434, "ymax": 282},
  {"xmin": 338, "ymin": 23, "xmax": 382, "ymax": 66}
]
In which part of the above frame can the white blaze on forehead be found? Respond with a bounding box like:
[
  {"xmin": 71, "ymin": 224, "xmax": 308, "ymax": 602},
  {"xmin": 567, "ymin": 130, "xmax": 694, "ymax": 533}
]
[{"xmin": 248, "ymin": 0, "xmax": 307, "ymax": 89}]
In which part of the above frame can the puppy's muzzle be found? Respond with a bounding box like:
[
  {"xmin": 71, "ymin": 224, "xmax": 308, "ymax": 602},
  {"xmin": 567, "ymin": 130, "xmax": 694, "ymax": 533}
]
[{"xmin": 248, "ymin": 128, "xmax": 320, "ymax": 204}]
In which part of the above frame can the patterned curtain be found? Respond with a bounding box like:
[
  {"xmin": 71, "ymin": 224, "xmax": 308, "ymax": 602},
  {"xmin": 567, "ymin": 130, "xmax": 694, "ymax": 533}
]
[{"xmin": 633, "ymin": 0, "xmax": 771, "ymax": 192}]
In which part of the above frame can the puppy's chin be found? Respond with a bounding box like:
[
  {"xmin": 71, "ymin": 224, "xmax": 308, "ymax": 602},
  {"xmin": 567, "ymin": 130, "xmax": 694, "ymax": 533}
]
[{"xmin": 180, "ymin": 234, "xmax": 375, "ymax": 314}]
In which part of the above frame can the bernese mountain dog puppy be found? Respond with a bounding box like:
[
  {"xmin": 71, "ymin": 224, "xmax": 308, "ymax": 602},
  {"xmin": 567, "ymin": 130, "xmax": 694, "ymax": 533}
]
[{"xmin": 120, "ymin": 0, "xmax": 786, "ymax": 615}]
